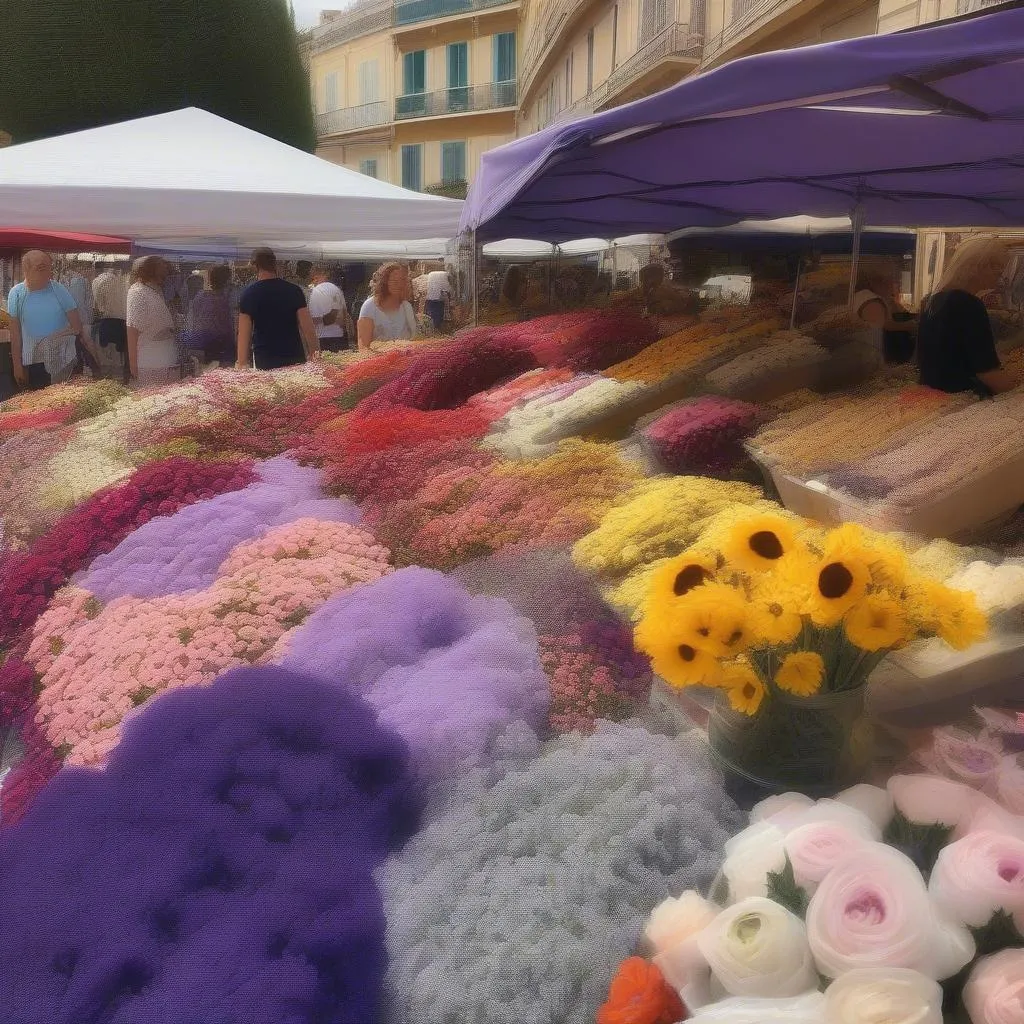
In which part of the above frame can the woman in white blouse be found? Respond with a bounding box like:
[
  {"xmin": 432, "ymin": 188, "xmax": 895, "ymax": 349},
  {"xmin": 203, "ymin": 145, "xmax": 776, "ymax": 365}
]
[
  {"xmin": 357, "ymin": 262, "xmax": 418, "ymax": 352},
  {"xmin": 126, "ymin": 256, "xmax": 181, "ymax": 386}
]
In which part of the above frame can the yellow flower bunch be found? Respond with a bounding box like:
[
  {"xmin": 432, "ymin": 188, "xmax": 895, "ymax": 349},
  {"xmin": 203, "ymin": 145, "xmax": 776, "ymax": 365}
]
[{"xmin": 633, "ymin": 511, "xmax": 988, "ymax": 717}]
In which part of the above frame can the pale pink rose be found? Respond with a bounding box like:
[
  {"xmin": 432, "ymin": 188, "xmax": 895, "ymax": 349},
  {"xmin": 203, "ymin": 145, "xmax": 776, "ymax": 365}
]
[
  {"xmin": 959, "ymin": 800, "xmax": 1024, "ymax": 843},
  {"xmin": 921, "ymin": 727, "xmax": 1002, "ymax": 788},
  {"xmin": 750, "ymin": 792, "xmax": 815, "ymax": 829},
  {"xmin": 887, "ymin": 774, "xmax": 977, "ymax": 829},
  {"xmin": 823, "ymin": 967, "xmax": 942, "ymax": 1024},
  {"xmin": 719, "ymin": 823, "xmax": 786, "ymax": 902},
  {"xmin": 785, "ymin": 819, "xmax": 872, "ymax": 893},
  {"xmin": 929, "ymin": 830, "xmax": 1024, "ymax": 929},
  {"xmin": 834, "ymin": 784, "xmax": 894, "ymax": 832},
  {"xmin": 648, "ymin": 890, "xmax": 717, "ymax": 1010},
  {"xmin": 964, "ymin": 949, "xmax": 1024, "ymax": 1024},
  {"xmin": 806, "ymin": 843, "xmax": 975, "ymax": 981},
  {"xmin": 995, "ymin": 756, "xmax": 1024, "ymax": 816}
]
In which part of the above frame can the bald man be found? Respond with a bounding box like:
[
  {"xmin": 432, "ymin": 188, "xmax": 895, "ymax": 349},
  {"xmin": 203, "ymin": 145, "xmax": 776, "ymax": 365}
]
[{"xmin": 7, "ymin": 250, "xmax": 91, "ymax": 389}]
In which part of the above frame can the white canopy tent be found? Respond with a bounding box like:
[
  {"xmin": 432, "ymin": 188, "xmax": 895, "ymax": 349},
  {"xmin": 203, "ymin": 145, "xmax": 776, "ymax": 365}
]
[
  {"xmin": 481, "ymin": 233, "xmax": 663, "ymax": 261},
  {"xmin": 134, "ymin": 237, "xmax": 452, "ymax": 262},
  {"xmin": 668, "ymin": 217, "xmax": 915, "ymax": 241},
  {"xmin": 0, "ymin": 108, "xmax": 463, "ymax": 242}
]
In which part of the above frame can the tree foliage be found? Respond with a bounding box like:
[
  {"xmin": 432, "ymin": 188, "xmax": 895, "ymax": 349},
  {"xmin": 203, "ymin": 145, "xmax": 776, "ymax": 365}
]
[{"xmin": 0, "ymin": 0, "xmax": 315, "ymax": 150}]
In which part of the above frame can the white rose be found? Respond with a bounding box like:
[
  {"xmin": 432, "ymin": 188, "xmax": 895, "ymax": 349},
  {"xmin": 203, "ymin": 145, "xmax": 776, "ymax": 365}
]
[
  {"xmin": 696, "ymin": 896, "xmax": 817, "ymax": 999},
  {"xmin": 964, "ymin": 949, "xmax": 1024, "ymax": 1024},
  {"xmin": 646, "ymin": 890, "xmax": 718, "ymax": 1010},
  {"xmin": 750, "ymin": 792, "xmax": 814, "ymax": 828},
  {"xmin": 929, "ymin": 829, "xmax": 1024, "ymax": 929},
  {"xmin": 823, "ymin": 968, "xmax": 943, "ymax": 1024},
  {"xmin": 888, "ymin": 774, "xmax": 977, "ymax": 829},
  {"xmin": 719, "ymin": 823, "xmax": 786, "ymax": 902},
  {"xmin": 686, "ymin": 992, "xmax": 825, "ymax": 1023},
  {"xmin": 806, "ymin": 843, "xmax": 975, "ymax": 981},
  {"xmin": 834, "ymin": 783, "xmax": 895, "ymax": 831}
]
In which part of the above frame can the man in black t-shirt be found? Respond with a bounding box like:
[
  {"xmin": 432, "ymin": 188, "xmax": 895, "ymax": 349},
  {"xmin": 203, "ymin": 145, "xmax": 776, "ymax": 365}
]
[{"xmin": 236, "ymin": 248, "xmax": 320, "ymax": 370}]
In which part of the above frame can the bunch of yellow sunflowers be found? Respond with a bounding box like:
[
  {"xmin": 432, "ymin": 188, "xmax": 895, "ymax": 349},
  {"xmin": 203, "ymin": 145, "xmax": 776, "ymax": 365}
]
[{"xmin": 634, "ymin": 512, "xmax": 987, "ymax": 717}]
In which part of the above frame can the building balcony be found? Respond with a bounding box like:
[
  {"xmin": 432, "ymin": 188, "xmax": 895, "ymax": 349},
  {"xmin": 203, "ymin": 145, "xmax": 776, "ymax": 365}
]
[
  {"xmin": 395, "ymin": 80, "xmax": 518, "ymax": 119},
  {"xmin": 702, "ymin": 0, "xmax": 813, "ymax": 65},
  {"xmin": 311, "ymin": 0, "xmax": 393, "ymax": 52},
  {"xmin": 394, "ymin": 0, "xmax": 518, "ymax": 28},
  {"xmin": 316, "ymin": 101, "xmax": 390, "ymax": 138},
  {"xmin": 519, "ymin": 0, "xmax": 588, "ymax": 102},
  {"xmin": 957, "ymin": 0, "xmax": 1008, "ymax": 12}
]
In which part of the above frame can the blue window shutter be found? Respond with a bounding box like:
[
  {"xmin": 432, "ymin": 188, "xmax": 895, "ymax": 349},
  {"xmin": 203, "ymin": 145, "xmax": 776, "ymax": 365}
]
[
  {"xmin": 401, "ymin": 145, "xmax": 422, "ymax": 191},
  {"xmin": 441, "ymin": 141, "xmax": 466, "ymax": 182},
  {"xmin": 493, "ymin": 32, "xmax": 516, "ymax": 82}
]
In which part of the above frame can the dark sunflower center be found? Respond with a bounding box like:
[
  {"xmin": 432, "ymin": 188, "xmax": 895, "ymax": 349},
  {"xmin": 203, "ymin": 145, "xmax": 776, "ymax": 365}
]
[
  {"xmin": 768, "ymin": 603, "xmax": 783, "ymax": 617},
  {"xmin": 819, "ymin": 562, "xmax": 854, "ymax": 599},
  {"xmin": 749, "ymin": 531, "xmax": 784, "ymax": 560},
  {"xmin": 725, "ymin": 629, "xmax": 745, "ymax": 646},
  {"xmin": 697, "ymin": 627, "xmax": 710, "ymax": 637},
  {"xmin": 678, "ymin": 644, "xmax": 697, "ymax": 663},
  {"xmin": 673, "ymin": 565, "xmax": 710, "ymax": 596},
  {"xmin": 742, "ymin": 683, "xmax": 757, "ymax": 698}
]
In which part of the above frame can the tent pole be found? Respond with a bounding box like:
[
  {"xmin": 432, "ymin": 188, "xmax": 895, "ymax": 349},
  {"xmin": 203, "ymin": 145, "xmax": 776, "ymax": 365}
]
[
  {"xmin": 848, "ymin": 203, "xmax": 866, "ymax": 308},
  {"xmin": 790, "ymin": 255, "xmax": 802, "ymax": 330},
  {"xmin": 470, "ymin": 230, "xmax": 479, "ymax": 326}
]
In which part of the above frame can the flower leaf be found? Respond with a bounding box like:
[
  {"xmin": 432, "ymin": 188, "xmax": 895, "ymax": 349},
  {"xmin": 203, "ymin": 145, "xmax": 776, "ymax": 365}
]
[
  {"xmin": 882, "ymin": 808, "xmax": 952, "ymax": 880},
  {"xmin": 970, "ymin": 908, "xmax": 1024, "ymax": 957},
  {"xmin": 766, "ymin": 855, "xmax": 810, "ymax": 918}
]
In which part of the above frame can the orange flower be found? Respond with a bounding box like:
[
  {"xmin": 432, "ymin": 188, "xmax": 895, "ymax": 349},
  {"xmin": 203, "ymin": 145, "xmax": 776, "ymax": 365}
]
[{"xmin": 597, "ymin": 956, "xmax": 688, "ymax": 1024}]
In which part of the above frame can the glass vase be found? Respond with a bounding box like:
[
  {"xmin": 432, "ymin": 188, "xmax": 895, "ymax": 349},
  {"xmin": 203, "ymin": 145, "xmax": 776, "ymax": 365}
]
[{"xmin": 708, "ymin": 684, "xmax": 873, "ymax": 797}]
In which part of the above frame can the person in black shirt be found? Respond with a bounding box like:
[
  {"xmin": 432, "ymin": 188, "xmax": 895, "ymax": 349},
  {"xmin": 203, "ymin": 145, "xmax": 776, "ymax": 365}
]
[
  {"xmin": 917, "ymin": 236, "xmax": 1017, "ymax": 397},
  {"xmin": 236, "ymin": 248, "xmax": 320, "ymax": 370}
]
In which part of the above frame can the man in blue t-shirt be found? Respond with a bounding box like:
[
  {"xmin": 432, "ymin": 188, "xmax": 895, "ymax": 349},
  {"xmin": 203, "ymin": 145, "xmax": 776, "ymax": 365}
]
[
  {"xmin": 235, "ymin": 248, "xmax": 320, "ymax": 371},
  {"xmin": 7, "ymin": 250, "xmax": 92, "ymax": 390}
]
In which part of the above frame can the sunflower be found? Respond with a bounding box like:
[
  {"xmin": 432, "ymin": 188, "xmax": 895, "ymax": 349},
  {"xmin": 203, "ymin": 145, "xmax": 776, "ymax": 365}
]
[
  {"xmin": 644, "ymin": 551, "xmax": 716, "ymax": 616},
  {"xmin": 748, "ymin": 576, "xmax": 804, "ymax": 646},
  {"xmin": 807, "ymin": 552, "xmax": 871, "ymax": 626},
  {"xmin": 721, "ymin": 513, "xmax": 802, "ymax": 574},
  {"xmin": 669, "ymin": 582, "xmax": 754, "ymax": 657},
  {"xmin": 774, "ymin": 651, "xmax": 825, "ymax": 696},
  {"xmin": 722, "ymin": 662, "xmax": 766, "ymax": 715},
  {"xmin": 826, "ymin": 522, "xmax": 911, "ymax": 593},
  {"xmin": 844, "ymin": 594, "xmax": 910, "ymax": 652},
  {"xmin": 635, "ymin": 611, "xmax": 724, "ymax": 689},
  {"xmin": 935, "ymin": 587, "xmax": 988, "ymax": 651}
]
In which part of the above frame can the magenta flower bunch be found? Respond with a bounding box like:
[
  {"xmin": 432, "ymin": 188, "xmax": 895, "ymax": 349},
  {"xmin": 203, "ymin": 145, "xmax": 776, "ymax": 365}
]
[{"xmin": 643, "ymin": 396, "xmax": 761, "ymax": 476}]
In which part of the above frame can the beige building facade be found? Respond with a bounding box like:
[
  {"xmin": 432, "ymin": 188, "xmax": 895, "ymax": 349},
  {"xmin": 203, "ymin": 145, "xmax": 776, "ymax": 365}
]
[{"xmin": 310, "ymin": 0, "xmax": 1006, "ymax": 189}]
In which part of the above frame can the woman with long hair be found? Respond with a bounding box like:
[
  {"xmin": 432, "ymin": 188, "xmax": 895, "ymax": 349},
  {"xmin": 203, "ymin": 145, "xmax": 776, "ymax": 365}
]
[
  {"xmin": 852, "ymin": 263, "xmax": 917, "ymax": 366},
  {"xmin": 917, "ymin": 236, "xmax": 1016, "ymax": 396},
  {"xmin": 126, "ymin": 256, "xmax": 181, "ymax": 386},
  {"xmin": 356, "ymin": 262, "xmax": 417, "ymax": 352}
]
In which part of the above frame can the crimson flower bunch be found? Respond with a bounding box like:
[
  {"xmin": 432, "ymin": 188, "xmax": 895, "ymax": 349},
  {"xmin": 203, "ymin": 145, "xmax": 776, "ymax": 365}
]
[
  {"xmin": 516, "ymin": 309, "xmax": 659, "ymax": 371},
  {"xmin": 643, "ymin": 396, "xmax": 761, "ymax": 476},
  {"xmin": 0, "ymin": 456, "xmax": 255, "ymax": 647}
]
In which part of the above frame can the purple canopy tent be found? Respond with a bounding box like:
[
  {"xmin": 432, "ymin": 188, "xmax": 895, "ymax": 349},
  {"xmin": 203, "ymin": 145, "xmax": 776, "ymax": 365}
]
[{"xmin": 461, "ymin": 3, "xmax": 1024, "ymax": 243}]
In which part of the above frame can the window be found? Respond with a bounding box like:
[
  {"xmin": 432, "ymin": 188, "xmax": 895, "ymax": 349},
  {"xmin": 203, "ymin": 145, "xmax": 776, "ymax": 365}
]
[
  {"xmin": 564, "ymin": 52, "xmax": 573, "ymax": 106},
  {"xmin": 493, "ymin": 32, "xmax": 516, "ymax": 82},
  {"xmin": 324, "ymin": 72, "xmax": 339, "ymax": 112},
  {"xmin": 611, "ymin": 5, "xmax": 618, "ymax": 69},
  {"xmin": 402, "ymin": 50, "xmax": 426, "ymax": 94},
  {"xmin": 360, "ymin": 158, "xmax": 378, "ymax": 178},
  {"xmin": 640, "ymin": 0, "xmax": 670, "ymax": 44},
  {"xmin": 401, "ymin": 144, "xmax": 422, "ymax": 191},
  {"xmin": 586, "ymin": 30, "xmax": 594, "ymax": 94},
  {"xmin": 358, "ymin": 60, "xmax": 380, "ymax": 104},
  {"xmin": 441, "ymin": 141, "xmax": 466, "ymax": 183},
  {"xmin": 447, "ymin": 42, "xmax": 469, "ymax": 111}
]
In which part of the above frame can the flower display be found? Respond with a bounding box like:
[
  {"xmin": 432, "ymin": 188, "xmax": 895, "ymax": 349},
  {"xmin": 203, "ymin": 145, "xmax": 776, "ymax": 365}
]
[
  {"xmin": 27, "ymin": 518, "xmax": 392, "ymax": 766},
  {"xmin": 0, "ymin": 666, "xmax": 419, "ymax": 1023},
  {"xmin": 964, "ymin": 949, "xmax": 1024, "ymax": 1024},
  {"xmin": 0, "ymin": 456, "xmax": 256, "ymax": 647},
  {"xmin": 642, "ymin": 397, "xmax": 761, "ymax": 477},
  {"xmin": 597, "ymin": 957, "xmax": 688, "ymax": 1024},
  {"xmin": 704, "ymin": 335, "xmax": 828, "ymax": 397},
  {"xmin": 929, "ymin": 830, "xmax": 1024, "ymax": 930}
]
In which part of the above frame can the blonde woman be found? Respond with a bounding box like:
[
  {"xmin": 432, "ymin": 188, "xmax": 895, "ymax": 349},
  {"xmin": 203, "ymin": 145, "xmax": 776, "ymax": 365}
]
[
  {"xmin": 918, "ymin": 236, "xmax": 1016, "ymax": 396},
  {"xmin": 357, "ymin": 262, "xmax": 417, "ymax": 352},
  {"xmin": 126, "ymin": 256, "xmax": 182, "ymax": 386}
]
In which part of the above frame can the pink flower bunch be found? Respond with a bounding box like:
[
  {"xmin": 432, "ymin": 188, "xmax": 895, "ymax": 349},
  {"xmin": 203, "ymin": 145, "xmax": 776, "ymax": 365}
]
[
  {"xmin": 0, "ymin": 426, "xmax": 78, "ymax": 546},
  {"xmin": 515, "ymin": 309, "xmax": 659, "ymax": 371},
  {"xmin": 466, "ymin": 367, "xmax": 577, "ymax": 420},
  {"xmin": 541, "ymin": 624, "xmax": 651, "ymax": 734},
  {"xmin": 643, "ymin": 396, "xmax": 761, "ymax": 476},
  {"xmin": 0, "ymin": 407, "xmax": 74, "ymax": 434},
  {"xmin": 27, "ymin": 519, "xmax": 392, "ymax": 767},
  {"xmin": 0, "ymin": 456, "xmax": 255, "ymax": 647},
  {"xmin": 358, "ymin": 334, "xmax": 538, "ymax": 413}
]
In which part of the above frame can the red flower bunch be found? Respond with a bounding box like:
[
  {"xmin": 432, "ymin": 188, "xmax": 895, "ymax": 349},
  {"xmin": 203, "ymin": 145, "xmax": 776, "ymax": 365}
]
[
  {"xmin": 0, "ymin": 408, "xmax": 75, "ymax": 434},
  {"xmin": 598, "ymin": 957, "xmax": 688, "ymax": 1024},
  {"xmin": 343, "ymin": 406, "xmax": 491, "ymax": 458},
  {"xmin": 517, "ymin": 310, "xmax": 659, "ymax": 371},
  {"xmin": 359, "ymin": 334, "xmax": 537, "ymax": 413},
  {"xmin": 643, "ymin": 396, "xmax": 761, "ymax": 477},
  {"xmin": 0, "ymin": 657, "xmax": 35, "ymax": 722},
  {"xmin": 0, "ymin": 456, "xmax": 255, "ymax": 647}
]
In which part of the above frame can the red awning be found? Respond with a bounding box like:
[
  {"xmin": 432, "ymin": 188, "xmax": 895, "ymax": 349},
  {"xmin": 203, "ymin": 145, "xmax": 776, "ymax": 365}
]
[{"xmin": 0, "ymin": 228, "xmax": 130, "ymax": 253}]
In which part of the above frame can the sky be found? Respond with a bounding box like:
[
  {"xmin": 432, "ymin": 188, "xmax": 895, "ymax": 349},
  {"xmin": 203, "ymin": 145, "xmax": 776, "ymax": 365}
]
[{"xmin": 291, "ymin": 0, "xmax": 335, "ymax": 28}]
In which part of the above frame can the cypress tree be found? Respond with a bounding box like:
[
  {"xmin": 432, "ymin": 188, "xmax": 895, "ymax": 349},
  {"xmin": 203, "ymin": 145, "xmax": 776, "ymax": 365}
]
[{"xmin": 0, "ymin": 0, "xmax": 316, "ymax": 150}]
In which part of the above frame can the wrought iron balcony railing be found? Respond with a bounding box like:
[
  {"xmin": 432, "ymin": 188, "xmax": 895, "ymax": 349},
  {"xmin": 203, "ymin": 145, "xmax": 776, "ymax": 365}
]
[
  {"xmin": 395, "ymin": 80, "xmax": 518, "ymax": 118},
  {"xmin": 311, "ymin": 0, "xmax": 393, "ymax": 52},
  {"xmin": 957, "ymin": 0, "xmax": 1009, "ymax": 13},
  {"xmin": 316, "ymin": 101, "xmax": 390, "ymax": 137},
  {"xmin": 702, "ymin": 0, "xmax": 805, "ymax": 62},
  {"xmin": 394, "ymin": 0, "xmax": 517, "ymax": 26}
]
